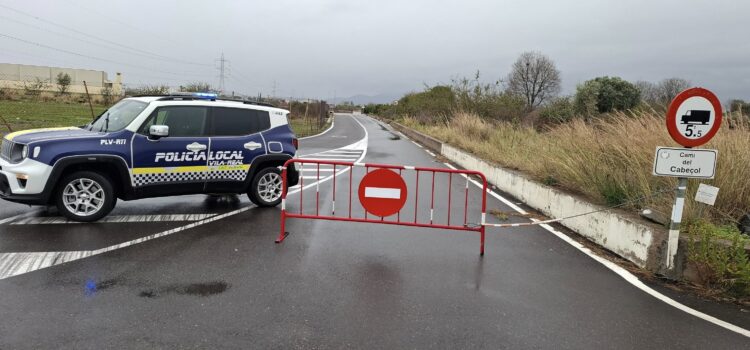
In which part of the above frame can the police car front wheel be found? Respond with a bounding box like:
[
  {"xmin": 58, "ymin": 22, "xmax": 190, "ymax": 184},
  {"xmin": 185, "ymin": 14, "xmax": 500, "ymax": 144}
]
[
  {"xmin": 55, "ymin": 171, "xmax": 116, "ymax": 222},
  {"xmin": 249, "ymin": 167, "xmax": 283, "ymax": 207}
]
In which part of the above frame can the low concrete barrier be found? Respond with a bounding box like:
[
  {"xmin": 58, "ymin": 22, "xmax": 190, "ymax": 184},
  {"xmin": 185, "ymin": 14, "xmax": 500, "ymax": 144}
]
[
  {"xmin": 392, "ymin": 121, "xmax": 666, "ymax": 270},
  {"xmin": 392, "ymin": 122, "xmax": 443, "ymax": 153}
]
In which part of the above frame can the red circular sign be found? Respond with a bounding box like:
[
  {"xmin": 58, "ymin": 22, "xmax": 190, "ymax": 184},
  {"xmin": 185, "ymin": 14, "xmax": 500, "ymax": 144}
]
[
  {"xmin": 666, "ymin": 87, "xmax": 722, "ymax": 148},
  {"xmin": 358, "ymin": 168, "xmax": 407, "ymax": 217}
]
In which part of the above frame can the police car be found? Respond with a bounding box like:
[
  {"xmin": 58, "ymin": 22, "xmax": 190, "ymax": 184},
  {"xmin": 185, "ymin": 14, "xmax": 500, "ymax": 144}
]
[{"xmin": 0, "ymin": 93, "xmax": 299, "ymax": 222}]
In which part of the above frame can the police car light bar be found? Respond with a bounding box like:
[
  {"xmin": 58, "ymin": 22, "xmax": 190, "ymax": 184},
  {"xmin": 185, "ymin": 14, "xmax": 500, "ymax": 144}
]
[{"xmin": 191, "ymin": 92, "xmax": 218, "ymax": 100}]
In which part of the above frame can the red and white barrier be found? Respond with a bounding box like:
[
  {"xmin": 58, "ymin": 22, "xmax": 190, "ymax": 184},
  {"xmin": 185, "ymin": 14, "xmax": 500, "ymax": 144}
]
[{"xmin": 276, "ymin": 159, "xmax": 489, "ymax": 255}]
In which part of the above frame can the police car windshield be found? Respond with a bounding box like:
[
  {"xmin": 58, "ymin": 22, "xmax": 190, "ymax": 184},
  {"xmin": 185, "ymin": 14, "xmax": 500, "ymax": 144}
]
[{"xmin": 89, "ymin": 99, "xmax": 148, "ymax": 132}]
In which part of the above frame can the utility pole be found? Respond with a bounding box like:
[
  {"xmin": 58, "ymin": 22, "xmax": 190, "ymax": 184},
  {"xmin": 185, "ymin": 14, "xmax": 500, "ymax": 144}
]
[{"xmin": 217, "ymin": 52, "xmax": 227, "ymax": 94}]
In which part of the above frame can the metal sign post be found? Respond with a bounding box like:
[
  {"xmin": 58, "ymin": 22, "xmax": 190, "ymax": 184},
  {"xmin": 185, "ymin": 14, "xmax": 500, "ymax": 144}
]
[
  {"xmin": 666, "ymin": 177, "xmax": 688, "ymax": 269},
  {"xmin": 660, "ymin": 87, "xmax": 722, "ymax": 269}
]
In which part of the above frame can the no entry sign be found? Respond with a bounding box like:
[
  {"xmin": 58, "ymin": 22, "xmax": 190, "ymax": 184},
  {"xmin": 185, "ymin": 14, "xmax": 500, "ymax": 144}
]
[
  {"xmin": 666, "ymin": 87, "xmax": 722, "ymax": 147},
  {"xmin": 358, "ymin": 168, "xmax": 407, "ymax": 217}
]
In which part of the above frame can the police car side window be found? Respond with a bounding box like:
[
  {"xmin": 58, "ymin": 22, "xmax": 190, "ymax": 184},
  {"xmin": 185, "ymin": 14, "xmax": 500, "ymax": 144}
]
[
  {"xmin": 140, "ymin": 106, "xmax": 209, "ymax": 137},
  {"xmin": 211, "ymin": 107, "xmax": 271, "ymax": 136}
]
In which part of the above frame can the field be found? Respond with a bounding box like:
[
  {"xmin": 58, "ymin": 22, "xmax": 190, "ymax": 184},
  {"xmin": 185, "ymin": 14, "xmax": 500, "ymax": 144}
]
[
  {"xmin": 0, "ymin": 100, "xmax": 329, "ymax": 137},
  {"xmin": 0, "ymin": 100, "xmax": 106, "ymax": 134}
]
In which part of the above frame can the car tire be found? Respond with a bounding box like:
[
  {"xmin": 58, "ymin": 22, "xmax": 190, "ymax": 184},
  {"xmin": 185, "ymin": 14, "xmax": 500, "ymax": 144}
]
[
  {"xmin": 55, "ymin": 171, "xmax": 116, "ymax": 222},
  {"xmin": 248, "ymin": 167, "xmax": 284, "ymax": 207}
]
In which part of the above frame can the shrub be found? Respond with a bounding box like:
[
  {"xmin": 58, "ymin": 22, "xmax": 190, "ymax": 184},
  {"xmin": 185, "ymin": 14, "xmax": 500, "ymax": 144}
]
[
  {"xmin": 686, "ymin": 220, "xmax": 750, "ymax": 297},
  {"xmin": 452, "ymin": 72, "xmax": 525, "ymax": 123},
  {"xmin": 392, "ymin": 85, "xmax": 456, "ymax": 121},
  {"xmin": 23, "ymin": 78, "xmax": 51, "ymax": 97},
  {"xmin": 179, "ymin": 82, "xmax": 213, "ymax": 93},
  {"xmin": 124, "ymin": 84, "xmax": 170, "ymax": 96},
  {"xmin": 574, "ymin": 76, "xmax": 640, "ymax": 114},
  {"xmin": 538, "ymin": 96, "xmax": 576, "ymax": 124},
  {"xmin": 56, "ymin": 72, "xmax": 72, "ymax": 95}
]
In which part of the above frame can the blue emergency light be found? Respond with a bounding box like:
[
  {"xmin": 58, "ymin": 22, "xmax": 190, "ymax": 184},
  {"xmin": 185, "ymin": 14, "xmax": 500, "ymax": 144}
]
[{"xmin": 192, "ymin": 92, "xmax": 218, "ymax": 100}]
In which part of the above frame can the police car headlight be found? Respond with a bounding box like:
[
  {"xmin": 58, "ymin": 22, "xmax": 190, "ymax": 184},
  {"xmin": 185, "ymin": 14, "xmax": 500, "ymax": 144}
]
[{"xmin": 21, "ymin": 145, "xmax": 29, "ymax": 159}]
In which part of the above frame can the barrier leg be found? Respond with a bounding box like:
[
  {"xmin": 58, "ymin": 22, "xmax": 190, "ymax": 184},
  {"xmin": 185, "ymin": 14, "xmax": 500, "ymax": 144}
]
[
  {"xmin": 276, "ymin": 209, "xmax": 289, "ymax": 243},
  {"xmin": 480, "ymin": 226, "xmax": 485, "ymax": 256}
]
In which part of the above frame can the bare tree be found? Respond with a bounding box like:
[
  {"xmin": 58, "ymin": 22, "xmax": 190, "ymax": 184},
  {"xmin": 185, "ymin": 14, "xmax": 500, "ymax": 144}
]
[
  {"xmin": 506, "ymin": 51, "xmax": 561, "ymax": 109},
  {"xmin": 635, "ymin": 81, "xmax": 658, "ymax": 105},
  {"xmin": 657, "ymin": 78, "xmax": 690, "ymax": 105}
]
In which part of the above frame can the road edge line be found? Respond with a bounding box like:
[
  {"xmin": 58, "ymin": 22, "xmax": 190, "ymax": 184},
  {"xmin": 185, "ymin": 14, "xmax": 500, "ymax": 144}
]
[{"xmin": 442, "ymin": 162, "xmax": 750, "ymax": 338}]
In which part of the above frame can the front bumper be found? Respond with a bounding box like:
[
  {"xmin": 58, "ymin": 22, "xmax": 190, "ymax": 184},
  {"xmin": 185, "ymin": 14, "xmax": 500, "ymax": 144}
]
[{"xmin": 0, "ymin": 157, "xmax": 54, "ymax": 205}]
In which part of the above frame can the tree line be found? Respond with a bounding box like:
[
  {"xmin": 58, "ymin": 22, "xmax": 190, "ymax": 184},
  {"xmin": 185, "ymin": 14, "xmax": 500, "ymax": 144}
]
[{"xmin": 364, "ymin": 51, "xmax": 737, "ymax": 126}]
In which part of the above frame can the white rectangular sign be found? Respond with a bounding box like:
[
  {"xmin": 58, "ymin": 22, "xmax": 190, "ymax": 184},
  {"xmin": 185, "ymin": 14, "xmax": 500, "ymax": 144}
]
[
  {"xmin": 364, "ymin": 187, "xmax": 401, "ymax": 199},
  {"xmin": 653, "ymin": 147, "xmax": 717, "ymax": 179},
  {"xmin": 695, "ymin": 183, "xmax": 720, "ymax": 206}
]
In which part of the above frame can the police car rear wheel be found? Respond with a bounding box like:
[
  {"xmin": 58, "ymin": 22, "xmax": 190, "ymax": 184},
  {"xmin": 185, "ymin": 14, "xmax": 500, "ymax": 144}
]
[
  {"xmin": 56, "ymin": 171, "xmax": 116, "ymax": 222},
  {"xmin": 250, "ymin": 167, "xmax": 283, "ymax": 207}
]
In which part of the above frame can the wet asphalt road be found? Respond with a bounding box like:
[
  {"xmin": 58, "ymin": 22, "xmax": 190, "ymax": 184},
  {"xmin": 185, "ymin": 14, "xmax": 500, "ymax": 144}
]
[{"xmin": 0, "ymin": 114, "xmax": 748, "ymax": 349}]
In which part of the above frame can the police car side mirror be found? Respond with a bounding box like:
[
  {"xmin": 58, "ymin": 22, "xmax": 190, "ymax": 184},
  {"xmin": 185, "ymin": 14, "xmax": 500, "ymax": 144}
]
[{"xmin": 149, "ymin": 125, "xmax": 169, "ymax": 139}]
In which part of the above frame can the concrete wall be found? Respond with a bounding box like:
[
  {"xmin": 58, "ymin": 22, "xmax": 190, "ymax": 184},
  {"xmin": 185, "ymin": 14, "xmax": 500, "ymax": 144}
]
[
  {"xmin": 391, "ymin": 121, "xmax": 667, "ymax": 270},
  {"xmin": 0, "ymin": 63, "xmax": 122, "ymax": 95}
]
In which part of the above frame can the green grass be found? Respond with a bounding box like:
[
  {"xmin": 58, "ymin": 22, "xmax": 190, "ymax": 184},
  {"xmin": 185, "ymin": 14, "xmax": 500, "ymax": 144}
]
[
  {"xmin": 0, "ymin": 100, "xmax": 106, "ymax": 135},
  {"xmin": 0, "ymin": 100, "xmax": 331, "ymax": 138},
  {"xmin": 288, "ymin": 117, "xmax": 331, "ymax": 138}
]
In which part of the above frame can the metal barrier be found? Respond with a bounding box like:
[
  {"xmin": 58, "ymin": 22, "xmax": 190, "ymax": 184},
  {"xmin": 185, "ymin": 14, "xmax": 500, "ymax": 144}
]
[{"xmin": 276, "ymin": 159, "xmax": 489, "ymax": 255}]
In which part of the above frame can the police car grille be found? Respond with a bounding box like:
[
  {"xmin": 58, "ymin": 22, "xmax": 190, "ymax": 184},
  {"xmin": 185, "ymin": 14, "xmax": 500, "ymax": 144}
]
[{"xmin": 0, "ymin": 139, "xmax": 12, "ymax": 161}]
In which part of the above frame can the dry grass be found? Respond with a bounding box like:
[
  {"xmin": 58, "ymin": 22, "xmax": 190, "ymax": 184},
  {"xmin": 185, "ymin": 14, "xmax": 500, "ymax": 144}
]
[{"xmin": 402, "ymin": 111, "xmax": 750, "ymax": 223}]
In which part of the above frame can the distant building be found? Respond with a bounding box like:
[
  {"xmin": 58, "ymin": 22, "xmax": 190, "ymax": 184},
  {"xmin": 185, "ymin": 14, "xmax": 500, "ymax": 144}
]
[{"xmin": 0, "ymin": 63, "xmax": 122, "ymax": 96}]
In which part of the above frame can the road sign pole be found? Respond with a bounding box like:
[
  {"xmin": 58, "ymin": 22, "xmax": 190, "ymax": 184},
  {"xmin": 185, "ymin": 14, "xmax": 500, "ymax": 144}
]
[{"xmin": 666, "ymin": 177, "xmax": 688, "ymax": 269}]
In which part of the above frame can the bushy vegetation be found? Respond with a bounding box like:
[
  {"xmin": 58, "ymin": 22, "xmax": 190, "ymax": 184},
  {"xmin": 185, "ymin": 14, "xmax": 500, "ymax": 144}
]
[
  {"xmin": 686, "ymin": 220, "xmax": 750, "ymax": 298},
  {"xmin": 55, "ymin": 73, "xmax": 72, "ymax": 95},
  {"xmin": 574, "ymin": 76, "xmax": 641, "ymax": 115},
  {"xmin": 401, "ymin": 111, "xmax": 750, "ymax": 222},
  {"xmin": 124, "ymin": 84, "xmax": 170, "ymax": 96},
  {"xmin": 179, "ymin": 82, "xmax": 213, "ymax": 93}
]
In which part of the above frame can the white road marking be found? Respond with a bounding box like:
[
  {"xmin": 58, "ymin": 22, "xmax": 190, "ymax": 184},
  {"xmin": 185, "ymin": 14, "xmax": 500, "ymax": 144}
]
[
  {"xmin": 299, "ymin": 118, "xmax": 335, "ymax": 140},
  {"xmin": 0, "ymin": 209, "xmax": 44, "ymax": 225},
  {"xmin": 441, "ymin": 162, "xmax": 750, "ymax": 338},
  {"xmin": 301, "ymin": 154, "xmax": 360, "ymax": 159},
  {"xmin": 412, "ymin": 141, "xmax": 423, "ymax": 148},
  {"xmin": 10, "ymin": 214, "xmax": 217, "ymax": 225},
  {"xmin": 364, "ymin": 187, "xmax": 401, "ymax": 199},
  {"xmin": 320, "ymin": 150, "xmax": 362, "ymax": 154},
  {"xmin": 426, "ymin": 149, "xmax": 436, "ymax": 157},
  {"xmin": 0, "ymin": 115, "xmax": 370, "ymax": 281}
]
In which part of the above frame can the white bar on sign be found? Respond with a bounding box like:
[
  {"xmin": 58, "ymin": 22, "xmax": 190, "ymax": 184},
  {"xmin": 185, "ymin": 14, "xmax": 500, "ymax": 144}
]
[{"xmin": 364, "ymin": 187, "xmax": 401, "ymax": 199}]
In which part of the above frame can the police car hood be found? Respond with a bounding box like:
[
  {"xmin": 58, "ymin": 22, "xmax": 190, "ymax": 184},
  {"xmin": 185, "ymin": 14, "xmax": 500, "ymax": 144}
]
[{"xmin": 4, "ymin": 127, "xmax": 102, "ymax": 144}]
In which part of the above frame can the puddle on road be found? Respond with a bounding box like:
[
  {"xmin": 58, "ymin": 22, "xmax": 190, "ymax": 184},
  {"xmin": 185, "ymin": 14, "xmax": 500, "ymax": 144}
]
[{"xmin": 138, "ymin": 281, "xmax": 229, "ymax": 298}]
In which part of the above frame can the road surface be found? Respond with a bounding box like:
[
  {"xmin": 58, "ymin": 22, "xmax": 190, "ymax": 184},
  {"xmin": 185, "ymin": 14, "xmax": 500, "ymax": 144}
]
[{"xmin": 0, "ymin": 114, "xmax": 747, "ymax": 349}]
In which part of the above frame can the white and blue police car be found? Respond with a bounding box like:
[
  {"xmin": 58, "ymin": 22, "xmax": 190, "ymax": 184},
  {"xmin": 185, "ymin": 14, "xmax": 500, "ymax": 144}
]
[{"xmin": 0, "ymin": 93, "xmax": 300, "ymax": 222}]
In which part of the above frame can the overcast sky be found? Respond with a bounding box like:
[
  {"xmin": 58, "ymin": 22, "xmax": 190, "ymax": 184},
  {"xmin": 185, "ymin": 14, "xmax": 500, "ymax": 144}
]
[{"xmin": 0, "ymin": 0, "xmax": 748, "ymax": 102}]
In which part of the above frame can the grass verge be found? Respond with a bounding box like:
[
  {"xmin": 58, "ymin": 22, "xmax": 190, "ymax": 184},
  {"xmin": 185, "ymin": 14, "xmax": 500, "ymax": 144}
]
[{"xmin": 0, "ymin": 100, "xmax": 331, "ymax": 138}]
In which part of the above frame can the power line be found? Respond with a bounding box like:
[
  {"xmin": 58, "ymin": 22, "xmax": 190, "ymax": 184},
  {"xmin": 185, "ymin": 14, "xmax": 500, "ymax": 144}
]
[
  {"xmin": 0, "ymin": 3, "xmax": 212, "ymax": 67},
  {"xmin": 0, "ymin": 32, "xmax": 211, "ymax": 79},
  {"xmin": 64, "ymin": 0, "xmax": 198, "ymax": 50},
  {"xmin": 0, "ymin": 14, "xmax": 209, "ymax": 68}
]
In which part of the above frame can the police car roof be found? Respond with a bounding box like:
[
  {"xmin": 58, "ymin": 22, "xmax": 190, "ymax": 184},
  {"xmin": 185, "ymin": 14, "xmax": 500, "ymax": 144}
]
[{"xmin": 125, "ymin": 95, "xmax": 289, "ymax": 113}]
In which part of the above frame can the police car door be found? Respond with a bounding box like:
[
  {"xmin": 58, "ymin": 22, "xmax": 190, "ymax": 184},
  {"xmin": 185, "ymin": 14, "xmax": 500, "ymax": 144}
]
[
  {"xmin": 204, "ymin": 107, "xmax": 269, "ymax": 192},
  {"xmin": 131, "ymin": 105, "xmax": 210, "ymax": 196}
]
